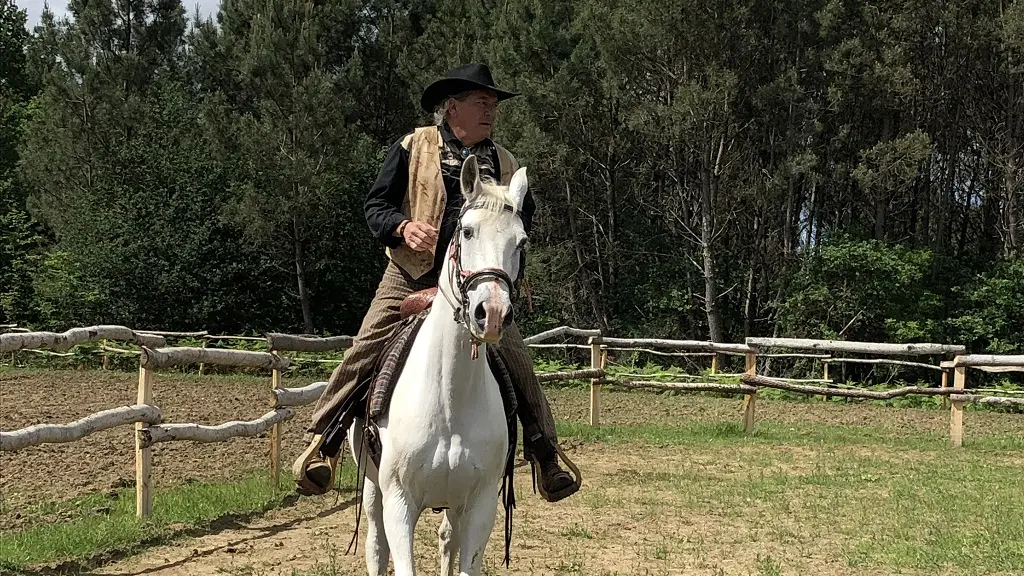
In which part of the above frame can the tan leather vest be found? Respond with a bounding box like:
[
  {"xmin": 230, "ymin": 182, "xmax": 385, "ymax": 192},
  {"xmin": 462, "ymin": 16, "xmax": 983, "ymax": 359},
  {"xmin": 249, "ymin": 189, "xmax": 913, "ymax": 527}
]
[{"xmin": 386, "ymin": 125, "xmax": 519, "ymax": 279}]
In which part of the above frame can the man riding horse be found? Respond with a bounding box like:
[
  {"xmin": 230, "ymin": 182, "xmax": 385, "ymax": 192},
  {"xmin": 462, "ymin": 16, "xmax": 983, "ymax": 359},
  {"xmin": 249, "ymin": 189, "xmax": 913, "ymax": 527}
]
[{"xmin": 292, "ymin": 63, "xmax": 580, "ymax": 504}]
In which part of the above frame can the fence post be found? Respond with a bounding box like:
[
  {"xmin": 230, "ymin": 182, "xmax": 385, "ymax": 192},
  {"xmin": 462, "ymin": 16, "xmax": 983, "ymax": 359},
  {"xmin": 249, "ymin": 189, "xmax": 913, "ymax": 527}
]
[
  {"xmin": 136, "ymin": 364, "xmax": 154, "ymax": 518},
  {"xmin": 270, "ymin": 358, "xmax": 283, "ymax": 486},
  {"xmin": 950, "ymin": 363, "xmax": 966, "ymax": 447},
  {"xmin": 822, "ymin": 360, "xmax": 831, "ymax": 401},
  {"xmin": 940, "ymin": 361, "xmax": 952, "ymax": 410},
  {"xmin": 743, "ymin": 351, "xmax": 757, "ymax": 433},
  {"xmin": 198, "ymin": 338, "xmax": 209, "ymax": 375},
  {"xmin": 589, "ymin": 337, "xmax": 602, "ymax": 426},
  {"xmin": 711, "ymin": 354, "xmax": 719, "ymax": 375}
]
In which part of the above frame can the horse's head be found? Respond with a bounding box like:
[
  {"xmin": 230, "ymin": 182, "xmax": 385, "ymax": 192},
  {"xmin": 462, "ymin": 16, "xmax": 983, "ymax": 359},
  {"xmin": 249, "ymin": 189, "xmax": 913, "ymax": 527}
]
[{"xmin": 445, "ymin": 154, "xmax": 529, "ymax": 344}]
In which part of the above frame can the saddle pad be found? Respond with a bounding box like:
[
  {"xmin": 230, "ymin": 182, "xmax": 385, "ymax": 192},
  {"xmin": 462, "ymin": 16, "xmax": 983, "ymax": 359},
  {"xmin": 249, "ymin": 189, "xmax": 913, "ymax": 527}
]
[
  {"xmin": 367, "ymin": 313, "xmax": 518, "ymax": 422},
  {"xmin": 368, "ymin": 312, "xmax": 427, "ymax": 420}
]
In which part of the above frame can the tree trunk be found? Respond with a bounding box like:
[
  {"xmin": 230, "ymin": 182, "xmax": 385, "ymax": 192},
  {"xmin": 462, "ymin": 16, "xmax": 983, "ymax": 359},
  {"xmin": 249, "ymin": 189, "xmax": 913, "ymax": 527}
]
[
  {"xmin": 873, "ymin": 195, "xmax": 887, "ymax": 240},
  {"xmin": 957, "ymin": 179, "xmax": 973, "ymax": 258},
  {"xmin": 743, "ymin": 213, "xmax": 762, "ymax": 338},
  {"xmin": 293, "ymin": 213, "xmax": 314, "ymax": 334},
  {"xmin": 804, "ymin": 181, "xmax": 817, "ymax": 249},
  {"xmin": 1005, "ymin": 157, "xmax": 1021, "ymax": 256},
  {"xmin": 700, "ymin": 137, "xmax": 725, "ymax": 343},
  {"xmin": 565, "ymin": 182, "xmax": 609, "ymax": 332}
]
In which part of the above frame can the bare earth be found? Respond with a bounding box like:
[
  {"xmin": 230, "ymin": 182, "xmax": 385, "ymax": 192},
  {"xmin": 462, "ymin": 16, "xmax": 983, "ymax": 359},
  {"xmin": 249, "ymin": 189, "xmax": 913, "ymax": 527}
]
[{"xmin": 3, "ymin": 369, "xmax": 1022, "ymax": 575}]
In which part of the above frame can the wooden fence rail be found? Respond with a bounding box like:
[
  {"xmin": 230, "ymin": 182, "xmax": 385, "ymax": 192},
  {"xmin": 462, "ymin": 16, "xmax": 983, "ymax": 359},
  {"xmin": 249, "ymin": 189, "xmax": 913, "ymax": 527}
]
[
  {"xmin": 139, "ymin": 408, "xmax": 295, "ymax": 448},
  {"xmin": 0, "ymin": 325, "xmax": 166, "ymax": 353},
  {"xmin": 1, "ymin": 325, "xmax": 609, "ymax": 519},
  {"xmin": 0, "ymin": 405, "xmax": 162, "ymax": 451},
  {"xmin": 3, "ymin": 325, "xmax": 1021, "ymax": 521},
  {"xmin": 946, "ymin": 355, "xmax": 1024, "ymax": 447}
]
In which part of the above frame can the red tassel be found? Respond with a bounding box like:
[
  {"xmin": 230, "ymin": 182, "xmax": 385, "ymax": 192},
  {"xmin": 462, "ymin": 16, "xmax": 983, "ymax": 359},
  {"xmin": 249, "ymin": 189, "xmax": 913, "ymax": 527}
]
[{"xmin": 522, "ymin": 275, "xmax": 533, "ymax": 314}]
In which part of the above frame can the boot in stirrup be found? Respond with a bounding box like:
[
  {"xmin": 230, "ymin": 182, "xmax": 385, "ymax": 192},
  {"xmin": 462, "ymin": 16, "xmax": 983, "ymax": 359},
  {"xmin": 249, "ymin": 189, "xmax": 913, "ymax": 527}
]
[
  {"xmin": 525, "ymin": 432, "xmax": 580, "ymax": 502},
  {"xmin": 292, "ymin": 434, "xmax": 339, "ymax": 496}
]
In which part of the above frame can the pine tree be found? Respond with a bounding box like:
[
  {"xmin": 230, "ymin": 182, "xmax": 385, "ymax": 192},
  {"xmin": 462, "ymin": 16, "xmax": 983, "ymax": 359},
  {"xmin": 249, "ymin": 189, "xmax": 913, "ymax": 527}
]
[
  {"xmin": 202, "ymin": 0, "xmax": 378, "ymax": 334},
  {"xmin": 0, "ymin": 0, "xmax": 43, "ymax": 323}
]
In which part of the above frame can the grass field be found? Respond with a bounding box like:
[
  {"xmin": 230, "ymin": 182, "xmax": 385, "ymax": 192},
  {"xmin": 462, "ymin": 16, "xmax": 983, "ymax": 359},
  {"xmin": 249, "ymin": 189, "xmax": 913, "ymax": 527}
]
[{"xmin": 2, "ymin": 367, "xmax": 1023, "ymax": 575}]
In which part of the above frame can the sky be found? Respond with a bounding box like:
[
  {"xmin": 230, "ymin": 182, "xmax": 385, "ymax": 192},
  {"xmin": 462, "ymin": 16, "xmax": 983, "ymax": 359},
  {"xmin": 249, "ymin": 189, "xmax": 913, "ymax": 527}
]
[{"xmin": 17, "ymin": 0, "xmax": 221, "ymax": 28}]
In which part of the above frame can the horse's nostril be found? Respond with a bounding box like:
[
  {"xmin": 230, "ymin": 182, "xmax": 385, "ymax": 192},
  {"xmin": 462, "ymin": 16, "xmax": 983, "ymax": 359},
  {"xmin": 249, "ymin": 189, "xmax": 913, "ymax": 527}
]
[
  {"xmin": 503, "ymin": 307, "xmax": 514, "ymax": 328},
  {"xmin": 474, "ymin": 302, "xmax": 486, "ymax": 324}
]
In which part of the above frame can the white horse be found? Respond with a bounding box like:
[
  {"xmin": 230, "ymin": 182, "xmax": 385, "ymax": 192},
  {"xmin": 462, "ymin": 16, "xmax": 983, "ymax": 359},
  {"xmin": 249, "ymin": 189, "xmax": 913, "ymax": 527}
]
[{"xmin": 348, "ymin": 155, "xmax": 530, "ymax": 576}]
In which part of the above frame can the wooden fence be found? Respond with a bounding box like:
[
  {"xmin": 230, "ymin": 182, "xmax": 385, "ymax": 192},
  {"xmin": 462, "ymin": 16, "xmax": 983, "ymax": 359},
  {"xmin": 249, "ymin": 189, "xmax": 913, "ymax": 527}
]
[
  {"xmin": 578, "ymin": 335, "xmax": 1023, "ymax": 445},
  {"xmin": 0, "ymin": 325, "xmax": 606, "ymax": 518},
  {"xmin": 2, "ymin": 325, "xmax": 1022, "ymax": 518}
]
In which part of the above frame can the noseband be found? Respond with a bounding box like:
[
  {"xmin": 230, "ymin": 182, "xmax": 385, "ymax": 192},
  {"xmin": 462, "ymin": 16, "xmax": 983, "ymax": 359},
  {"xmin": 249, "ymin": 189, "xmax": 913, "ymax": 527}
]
[{"xmin": 441, "ymin": 200, "xmax": 522, "ymax": 335}]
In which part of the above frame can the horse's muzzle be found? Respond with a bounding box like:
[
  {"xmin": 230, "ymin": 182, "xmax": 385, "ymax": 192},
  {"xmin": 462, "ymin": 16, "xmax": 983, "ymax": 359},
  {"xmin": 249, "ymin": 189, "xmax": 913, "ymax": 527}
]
[{"xmin": 473, "ymin": 301, "xmax": 514, "ymax": 342}]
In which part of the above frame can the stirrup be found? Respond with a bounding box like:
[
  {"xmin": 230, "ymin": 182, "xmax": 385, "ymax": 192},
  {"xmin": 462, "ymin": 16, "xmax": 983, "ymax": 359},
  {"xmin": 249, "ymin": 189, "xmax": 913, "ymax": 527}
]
[
  {"xmin": 529, "ymin": 444, "xmax": 582, "ymax": 503},
  {"xmin": 292, "ymin": 434, "xmax": 338, "ymax": 496}
]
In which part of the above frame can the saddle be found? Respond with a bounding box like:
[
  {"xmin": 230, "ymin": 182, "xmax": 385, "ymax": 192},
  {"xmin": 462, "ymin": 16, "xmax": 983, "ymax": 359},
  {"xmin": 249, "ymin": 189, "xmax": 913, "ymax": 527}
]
[{"xmin": 399, "ymin": 287, "xmax": 437, "ymax": 319}]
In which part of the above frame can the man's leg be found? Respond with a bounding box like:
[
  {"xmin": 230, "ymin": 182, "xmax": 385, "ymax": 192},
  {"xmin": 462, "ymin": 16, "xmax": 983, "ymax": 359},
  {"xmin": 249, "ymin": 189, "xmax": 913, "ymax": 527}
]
[
  {"xmin": 293, "ymin": 261, "xmax": 428, "ymax": 495},
  {"xmin": 492, "ymin": 322, "xmax": 579, "ymax": 502}
]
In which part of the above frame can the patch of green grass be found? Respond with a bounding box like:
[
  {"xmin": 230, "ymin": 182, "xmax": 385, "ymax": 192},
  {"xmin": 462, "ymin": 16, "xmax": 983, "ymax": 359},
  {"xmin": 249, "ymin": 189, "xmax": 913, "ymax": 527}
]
[
  {"xmin": 556, "ymin": 418, "xmax": 1024, "ymax": 452},
  {"xmin": 0, "ymin": 465, "xmax": 356, "ymax": 573},
  {"xmin": 754, "ymin": 554, "xmax": 783, "ymax": 576},
  {"xmin": 561, "ymin": 522, "xmax": 593, "ymax": 540},
  {"xmin": 574, "ymin": 422, "xmax": 1024, "ymax": 575}
]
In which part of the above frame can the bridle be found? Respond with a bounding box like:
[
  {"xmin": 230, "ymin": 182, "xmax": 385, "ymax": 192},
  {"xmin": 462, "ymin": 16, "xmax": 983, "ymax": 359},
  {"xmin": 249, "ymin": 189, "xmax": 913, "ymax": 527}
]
[{"xmin": 440, "ymin": 199, "xmax": 523, "ymax": 340}]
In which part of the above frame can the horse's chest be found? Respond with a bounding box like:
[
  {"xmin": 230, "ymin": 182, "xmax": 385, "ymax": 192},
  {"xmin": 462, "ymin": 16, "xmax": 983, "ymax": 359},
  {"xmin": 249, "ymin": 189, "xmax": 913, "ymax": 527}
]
[
  {"xmin": 404, "ymin": 431, "xmax": 502, "ymax": 475},
  {"xmin": 391, "ymin": 433, "xmax": 504, "ymax": 504}
]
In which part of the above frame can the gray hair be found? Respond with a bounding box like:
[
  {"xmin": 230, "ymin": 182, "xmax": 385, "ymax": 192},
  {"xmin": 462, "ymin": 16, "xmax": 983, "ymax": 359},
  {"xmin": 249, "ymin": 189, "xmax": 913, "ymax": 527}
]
[{"xmin": 432, "ymin": 90, "xmax": 476, "ymax": 125}]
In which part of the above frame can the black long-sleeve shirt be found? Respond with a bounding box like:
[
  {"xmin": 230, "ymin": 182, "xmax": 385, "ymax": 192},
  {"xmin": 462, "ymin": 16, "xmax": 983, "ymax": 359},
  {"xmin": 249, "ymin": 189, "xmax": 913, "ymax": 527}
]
[{"xmin": 363, "ymin": 123, "xmax": 535, "ymax": 281}]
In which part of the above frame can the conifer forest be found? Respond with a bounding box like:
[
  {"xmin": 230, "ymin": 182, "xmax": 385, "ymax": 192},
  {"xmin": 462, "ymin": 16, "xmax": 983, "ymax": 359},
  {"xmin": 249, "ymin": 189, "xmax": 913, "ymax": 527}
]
[{"xmin": 2, "ymin": 0, "xmax": 1023, "ymax": 354}]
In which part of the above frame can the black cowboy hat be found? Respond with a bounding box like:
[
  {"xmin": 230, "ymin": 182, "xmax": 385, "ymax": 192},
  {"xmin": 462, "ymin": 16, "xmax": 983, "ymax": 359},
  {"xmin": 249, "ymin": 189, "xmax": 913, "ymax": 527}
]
[{"xmin": 420, "ymin": 63, "xmax": 520, "ymax": 112}]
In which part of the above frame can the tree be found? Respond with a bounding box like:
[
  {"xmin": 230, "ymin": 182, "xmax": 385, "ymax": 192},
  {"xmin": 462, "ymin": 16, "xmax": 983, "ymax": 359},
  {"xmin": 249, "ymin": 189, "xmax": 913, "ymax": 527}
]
[
  {"xmin": 0, "ymin": 0, "xmax": 43, "ymax": 324},
  {"xmin": 198, "ymin": 0, "xmax": 379, "ymax": 334}
]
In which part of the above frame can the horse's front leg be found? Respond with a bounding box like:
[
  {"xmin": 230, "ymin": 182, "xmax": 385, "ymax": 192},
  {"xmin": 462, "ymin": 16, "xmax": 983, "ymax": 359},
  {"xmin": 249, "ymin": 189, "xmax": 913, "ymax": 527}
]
[
  {"xmin": 381, "ymin": 487, "xmax": 421, "ymax": 576},
  {"xmin": 438, "ymin": 509, "xmax": 460, "ymax": 576},
  {"xmin": 361, "ymin": 476, "xmax": 390, "ymax": 576},
  {"xmin": 456, "ymin": 489, "xmax": 500, "ymax": 576},
  {"xmin": 349, "ymin": 420, "xmax": 389, "ymax": 576}
]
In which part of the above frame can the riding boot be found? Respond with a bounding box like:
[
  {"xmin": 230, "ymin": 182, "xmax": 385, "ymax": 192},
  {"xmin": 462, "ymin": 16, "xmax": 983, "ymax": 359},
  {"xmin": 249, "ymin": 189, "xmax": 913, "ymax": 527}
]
[
  {"xmin": 490, "ymin": 322, "xmax": 580, "ymax": 502},
  {"xmin": 522, "ymin": 423, "xmax": 579, "ymax": 502}
]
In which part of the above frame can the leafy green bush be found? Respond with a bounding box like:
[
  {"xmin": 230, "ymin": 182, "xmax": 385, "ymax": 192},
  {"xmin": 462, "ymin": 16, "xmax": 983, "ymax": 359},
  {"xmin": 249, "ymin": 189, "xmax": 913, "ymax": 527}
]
[{"xmin": 777, "ymin": 239, "xmax": 943, "ymax": 343}]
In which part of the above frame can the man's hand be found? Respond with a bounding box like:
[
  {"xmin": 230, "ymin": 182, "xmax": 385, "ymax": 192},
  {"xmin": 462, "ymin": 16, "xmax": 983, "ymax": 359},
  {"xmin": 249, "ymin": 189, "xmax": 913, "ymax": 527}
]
[{"xmin": 400, "ymin": 220, "xmax": 437, "ymax": 252}]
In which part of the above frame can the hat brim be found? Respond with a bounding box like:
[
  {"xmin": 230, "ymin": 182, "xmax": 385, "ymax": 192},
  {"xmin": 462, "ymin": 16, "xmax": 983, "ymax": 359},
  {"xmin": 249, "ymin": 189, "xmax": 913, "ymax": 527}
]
[{"xmin": 420, "ymin": 78, "xmax": 519, "ymax": 112}]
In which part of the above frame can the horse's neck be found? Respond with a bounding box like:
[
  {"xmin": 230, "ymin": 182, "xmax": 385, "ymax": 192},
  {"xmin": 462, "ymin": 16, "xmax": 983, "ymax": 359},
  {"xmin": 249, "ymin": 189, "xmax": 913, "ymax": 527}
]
[{"xmin": 419, "ymin": 285, "xmax": 488, "ymax": 410}]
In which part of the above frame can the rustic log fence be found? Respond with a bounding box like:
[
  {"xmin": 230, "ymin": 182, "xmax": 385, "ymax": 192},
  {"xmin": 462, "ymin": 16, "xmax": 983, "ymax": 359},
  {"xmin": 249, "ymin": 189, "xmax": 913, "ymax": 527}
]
[
  {"xmin": 2, "ymin": 324, "xmax": 1021, "ymax": 520},
  {"xmin": 0, "ymin": 325, "xmax": 608, "ymax": 519},
  {"xmin": 578, "ymin": 335, "xmax": 1021, "ymax": 446}
]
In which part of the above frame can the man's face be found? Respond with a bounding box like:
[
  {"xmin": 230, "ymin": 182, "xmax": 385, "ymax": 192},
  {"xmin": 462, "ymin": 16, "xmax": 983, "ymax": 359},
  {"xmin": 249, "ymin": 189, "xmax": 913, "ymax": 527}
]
[{"xmin": 450, "ymin": 90, "xmax": 499, "ymax": 145}]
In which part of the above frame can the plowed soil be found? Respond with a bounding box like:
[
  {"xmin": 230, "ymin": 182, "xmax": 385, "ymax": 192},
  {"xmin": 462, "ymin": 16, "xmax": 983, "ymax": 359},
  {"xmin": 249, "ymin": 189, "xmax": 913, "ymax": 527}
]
[{"xmin": 1, "ymin": 369, "xmax": 319, "ymax": 527}]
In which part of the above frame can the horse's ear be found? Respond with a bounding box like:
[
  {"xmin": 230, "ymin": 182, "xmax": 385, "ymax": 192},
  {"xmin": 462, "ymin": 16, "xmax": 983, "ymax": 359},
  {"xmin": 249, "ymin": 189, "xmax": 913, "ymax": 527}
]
[
  {"xmin": 508, "ymin": 167, "xmax": 528, "ymax": 212},
  {"xmin": 461, "ymin": 154, "xmax": 481, "ymax": 199}
]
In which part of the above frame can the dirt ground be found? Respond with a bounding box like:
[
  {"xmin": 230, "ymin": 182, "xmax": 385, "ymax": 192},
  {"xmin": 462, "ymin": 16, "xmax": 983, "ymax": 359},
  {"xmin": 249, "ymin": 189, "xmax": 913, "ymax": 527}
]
[
  {"xmin": 3, "ymin": 368, "xmax": 1023, "ymax": 575},
  {"xmin": 81, "ymin": 443, "xmax": 904, "ymax": 576},
  {"xmin": 0, "ymin": 369, "xmax": 321, "ymax": 527}
]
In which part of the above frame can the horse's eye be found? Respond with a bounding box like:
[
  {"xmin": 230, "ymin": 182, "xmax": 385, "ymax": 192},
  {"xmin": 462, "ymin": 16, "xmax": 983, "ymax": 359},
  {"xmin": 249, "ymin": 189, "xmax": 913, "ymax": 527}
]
[{"xmin": 462, "ymin": 228, "xmax": 474, "ymax": 240}]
